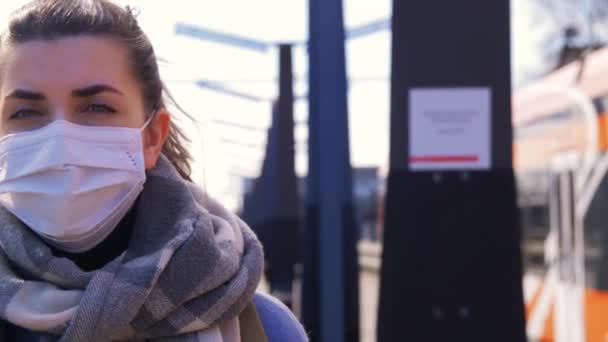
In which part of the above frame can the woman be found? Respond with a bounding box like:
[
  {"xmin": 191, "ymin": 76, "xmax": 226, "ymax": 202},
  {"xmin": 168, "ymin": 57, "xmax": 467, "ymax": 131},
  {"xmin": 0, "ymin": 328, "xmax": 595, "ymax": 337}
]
[{"xmin": 0, "ymin": 0, "xmax": 307, "ymax": 341}]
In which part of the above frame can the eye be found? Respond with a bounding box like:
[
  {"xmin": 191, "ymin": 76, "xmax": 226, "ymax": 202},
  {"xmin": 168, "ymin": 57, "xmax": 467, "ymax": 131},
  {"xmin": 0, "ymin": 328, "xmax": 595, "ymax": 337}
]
[
  {"xmin": 9, "ymin": 108, "xmax": 44, "ymax": 120},
  {"xmin": 83, "ymin": 104, "xmax": 116, "ymax": 114}
]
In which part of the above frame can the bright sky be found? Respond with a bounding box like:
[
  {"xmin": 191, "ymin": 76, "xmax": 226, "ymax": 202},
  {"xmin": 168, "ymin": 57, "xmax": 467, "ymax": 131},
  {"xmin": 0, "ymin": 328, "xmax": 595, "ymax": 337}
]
[{"xmin": 0, "ymin": 0, "xmax": 545, "ymax": 210}]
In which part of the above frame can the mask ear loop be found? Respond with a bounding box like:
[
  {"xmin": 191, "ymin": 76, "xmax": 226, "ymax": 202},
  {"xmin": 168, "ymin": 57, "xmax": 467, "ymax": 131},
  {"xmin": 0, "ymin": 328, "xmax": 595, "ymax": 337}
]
[{"xmin": 140, "ymin": 109, "xmax": 159, "ymax": 132}]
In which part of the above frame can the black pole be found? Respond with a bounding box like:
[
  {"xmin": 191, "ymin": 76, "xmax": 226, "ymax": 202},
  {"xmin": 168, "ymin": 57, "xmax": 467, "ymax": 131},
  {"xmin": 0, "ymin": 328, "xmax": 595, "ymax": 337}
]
[
  {"xmin": 378, "ymin": 1, "xmax": 526, "ymax": 341},
  {"xmin": 269, "ymin": 45, "xmax": 299, "ymax": 305},
  {"xmin": 242, "ymin": 45, "xmax": 299, "ymax": 307},
  {"xmin": 277, "ymin": 45, "xmax": 297, "ymax": 224}
]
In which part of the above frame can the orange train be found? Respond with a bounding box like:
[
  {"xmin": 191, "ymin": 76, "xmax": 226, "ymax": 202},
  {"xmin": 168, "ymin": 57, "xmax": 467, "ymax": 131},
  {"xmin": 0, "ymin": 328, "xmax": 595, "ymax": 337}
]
[{"xmin": 514, "ymin": 47, "xmax": 608, "ymax": 341}]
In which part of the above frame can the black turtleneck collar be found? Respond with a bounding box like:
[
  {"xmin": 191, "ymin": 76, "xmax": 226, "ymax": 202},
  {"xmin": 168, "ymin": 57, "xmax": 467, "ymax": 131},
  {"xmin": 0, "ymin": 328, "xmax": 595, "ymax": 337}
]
[{"xmin": 50, "ymin": 197, "xmax": 139, "ymax": 272}]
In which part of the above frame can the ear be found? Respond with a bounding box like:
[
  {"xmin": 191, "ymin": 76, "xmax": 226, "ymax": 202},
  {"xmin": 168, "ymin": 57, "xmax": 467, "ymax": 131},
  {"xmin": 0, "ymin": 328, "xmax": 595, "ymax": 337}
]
[{"xmin": 142, "ymin": 110, "xmax": 171, "ymax": 169}]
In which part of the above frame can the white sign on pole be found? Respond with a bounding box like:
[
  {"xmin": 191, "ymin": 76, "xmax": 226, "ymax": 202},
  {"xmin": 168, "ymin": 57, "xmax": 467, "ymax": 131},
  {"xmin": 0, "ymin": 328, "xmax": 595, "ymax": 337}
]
[{"xmin": 409, "ymin": 87, "xmax": 492, "ymax": 171}]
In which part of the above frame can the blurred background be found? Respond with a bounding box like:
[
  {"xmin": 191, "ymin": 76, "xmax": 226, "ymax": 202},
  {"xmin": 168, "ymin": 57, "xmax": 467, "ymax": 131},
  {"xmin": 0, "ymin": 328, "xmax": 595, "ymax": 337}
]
[{"xmin": 3, "ymin": 1, "xmax": 608, "ymax": 341}]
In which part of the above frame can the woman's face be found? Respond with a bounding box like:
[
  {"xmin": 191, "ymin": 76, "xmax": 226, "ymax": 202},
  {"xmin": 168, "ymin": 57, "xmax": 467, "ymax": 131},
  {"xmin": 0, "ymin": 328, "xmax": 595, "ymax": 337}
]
[{"xmin": 0, "ymin": 36, "xmax": 169, "ymax": 168}]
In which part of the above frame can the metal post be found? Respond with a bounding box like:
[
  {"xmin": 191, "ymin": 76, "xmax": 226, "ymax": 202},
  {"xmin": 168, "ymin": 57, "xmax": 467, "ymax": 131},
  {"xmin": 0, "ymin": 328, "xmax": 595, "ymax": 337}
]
[
  {"xmin": 303, "ymin": 0, "xmax": 359, "ymax": 341},
  {"xmin": 378, "ymin": 1, "xmax": 526, "ymax": 341},
  {"xmin": 552, "ymin": 171, "xmax": 586, "ymax": 342},
  {"xmin": 270, "ymin": 45, "xmax": 299, "ymax": 305},
  {"xmin": 242, "ymin": 46, "xmax": 299, "ymax": 307}
]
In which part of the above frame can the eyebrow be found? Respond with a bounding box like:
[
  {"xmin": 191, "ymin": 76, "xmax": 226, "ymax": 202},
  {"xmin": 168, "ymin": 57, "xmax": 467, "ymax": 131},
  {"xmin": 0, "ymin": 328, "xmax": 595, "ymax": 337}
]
[
  {"xmin": 5, "ymin": 84, "xmax": 124, "ymax": 101},
  {"xmin": 5, "ymin": 89, "xmax": 45, "ymax": 101},
  {"xmin": 72, "ymin": 84, "xmax": 124, "ymax": 97}
]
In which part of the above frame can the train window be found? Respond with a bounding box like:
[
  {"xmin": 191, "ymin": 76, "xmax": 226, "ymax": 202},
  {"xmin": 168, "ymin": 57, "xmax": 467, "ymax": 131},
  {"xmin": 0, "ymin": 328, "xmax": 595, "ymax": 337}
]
[
  {"xmin": 516, "ymin": 163, "xmax": 608, "ymax": 291},
  {"xmin": 516, "ymin": 170, "xmax": 551, "ymax": 271},
  {"xmin": 583, "ymin": 171, "xmax": 608, "ymax": 290},
  {"xmin": 598, "ymin": 96, "xmax": 608, "ymax": 114}
]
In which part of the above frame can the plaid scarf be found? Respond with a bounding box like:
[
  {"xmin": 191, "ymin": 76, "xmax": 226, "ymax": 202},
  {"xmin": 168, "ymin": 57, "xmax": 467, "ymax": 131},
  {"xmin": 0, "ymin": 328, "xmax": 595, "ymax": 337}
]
[{"xmin": 0, "ymin": 155, "xmax": 264, "ymax": 341}]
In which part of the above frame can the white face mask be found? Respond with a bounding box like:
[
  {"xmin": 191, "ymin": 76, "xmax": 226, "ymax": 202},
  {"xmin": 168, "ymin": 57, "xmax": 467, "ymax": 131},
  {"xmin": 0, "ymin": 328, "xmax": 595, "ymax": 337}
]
[{"xmin": 0, "ymin": 117, "xmax": 153, "ymax": 253}]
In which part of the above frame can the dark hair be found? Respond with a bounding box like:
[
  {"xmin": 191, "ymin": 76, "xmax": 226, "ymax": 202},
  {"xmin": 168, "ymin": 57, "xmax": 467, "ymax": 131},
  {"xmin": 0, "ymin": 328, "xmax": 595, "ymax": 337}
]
[{"xmin": 1, "ymin": 0, "xmax": 193, "ymax": 180}]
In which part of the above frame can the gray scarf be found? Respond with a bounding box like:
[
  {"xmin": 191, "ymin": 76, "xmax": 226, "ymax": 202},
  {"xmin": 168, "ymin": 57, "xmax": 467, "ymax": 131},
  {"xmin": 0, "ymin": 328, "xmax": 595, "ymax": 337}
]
[{"xmin": 0, "ymin": 155, "xmax": 264, "ymax": 341}]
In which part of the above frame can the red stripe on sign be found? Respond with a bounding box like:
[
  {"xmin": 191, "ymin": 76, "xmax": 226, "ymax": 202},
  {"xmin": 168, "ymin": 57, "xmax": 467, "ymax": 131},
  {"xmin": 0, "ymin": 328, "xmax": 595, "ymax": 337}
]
[{"xmin": 410, "ymin": 155, "xmax": 479, "ymax": 163}]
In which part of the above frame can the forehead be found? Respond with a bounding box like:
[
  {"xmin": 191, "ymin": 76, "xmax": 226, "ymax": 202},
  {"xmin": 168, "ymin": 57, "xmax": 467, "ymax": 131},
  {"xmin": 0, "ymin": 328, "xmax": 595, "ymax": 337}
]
[{"xmin": 0, "ymin": 36, "xmax": 136, "ymax": 92}]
